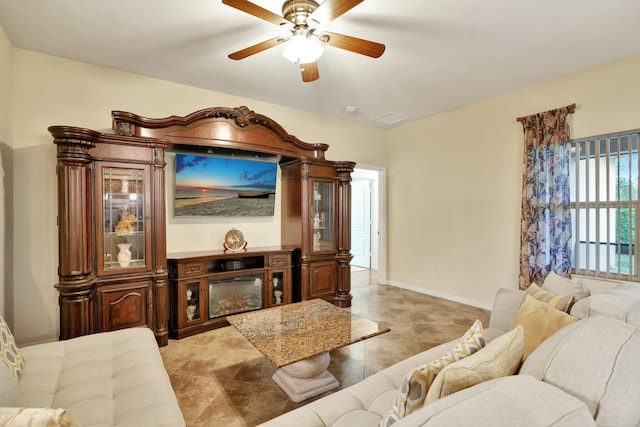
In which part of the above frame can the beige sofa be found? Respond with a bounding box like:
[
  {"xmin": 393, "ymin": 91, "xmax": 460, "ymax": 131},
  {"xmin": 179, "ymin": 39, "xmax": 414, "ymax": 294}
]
[
  {"xmin": 0, "ymin": 325, "xmax": 185, "ymax": 427},
  {"xmin": 259, "ymin": 282, "xmax": 640, "ymax": 427}
]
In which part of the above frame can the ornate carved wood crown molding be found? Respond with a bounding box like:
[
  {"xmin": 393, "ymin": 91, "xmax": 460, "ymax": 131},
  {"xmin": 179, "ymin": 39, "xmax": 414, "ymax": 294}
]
[
  {"xmin": 204, "ymin": 105, "xmax": 271, "ymax": 128},
  {"xmin": 111, "ymin": 106, "xmax": 330, "ymax": 160},
  {"xmin": 49, "ymin": 126, "xmax": 169, "ymax": 156},
  {"xmin": 334, "ymin": 161, "xmax": 357, "ymax": 181},
  {"xmin": 49, "ymin": 126, "xmax": 98, "ymax": 149}
]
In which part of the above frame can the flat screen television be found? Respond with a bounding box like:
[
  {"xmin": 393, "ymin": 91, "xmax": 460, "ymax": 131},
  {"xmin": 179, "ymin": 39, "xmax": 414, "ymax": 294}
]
[{"xmin": 174, "ymin": 152, "xmax": 277, "ymax": 217}]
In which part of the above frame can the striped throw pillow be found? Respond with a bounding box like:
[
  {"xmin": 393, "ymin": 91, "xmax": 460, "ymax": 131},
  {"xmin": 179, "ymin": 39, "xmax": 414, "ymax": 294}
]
[{"xmin": 526, "ymin": 283, "xmax": 575, "ymax": 313}]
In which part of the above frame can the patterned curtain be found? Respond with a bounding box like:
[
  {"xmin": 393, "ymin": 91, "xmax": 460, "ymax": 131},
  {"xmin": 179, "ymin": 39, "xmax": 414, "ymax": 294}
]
[{"xmin": 519, "ymin": 105, "xmax": 574, "ymax": 289}]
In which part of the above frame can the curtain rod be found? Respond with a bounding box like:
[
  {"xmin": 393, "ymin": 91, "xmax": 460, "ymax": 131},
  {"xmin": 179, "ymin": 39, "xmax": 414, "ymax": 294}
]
[{"xmin": 516, "ymin": 103, "xmax": 576, "ymax": 123}]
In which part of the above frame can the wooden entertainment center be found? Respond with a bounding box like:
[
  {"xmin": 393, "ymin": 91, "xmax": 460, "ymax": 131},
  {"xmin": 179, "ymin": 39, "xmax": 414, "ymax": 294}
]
[
  {"xmin": 167, "ymin": 247, "xmax": 293, "ymax": 339},
  {"xmin": 50, "ymin": 106, "xmax": 354, "ymax": 346}
]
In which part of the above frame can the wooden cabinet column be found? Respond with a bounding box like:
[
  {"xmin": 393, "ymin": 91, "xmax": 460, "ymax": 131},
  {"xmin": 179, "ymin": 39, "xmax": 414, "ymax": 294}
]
[
  {"xmin": 151, "ymin": 147, "xmax": 169, "ymax": 345},
  {"xmin": 53, "ymin": 129, "xmax": 98, "ymax": 339},
  {"xmin": 335, "ymin": 161, "xmax": 355, "ymax": 307}
]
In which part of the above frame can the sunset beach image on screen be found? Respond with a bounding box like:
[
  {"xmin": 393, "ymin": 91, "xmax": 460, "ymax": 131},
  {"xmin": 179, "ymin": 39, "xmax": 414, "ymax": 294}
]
[{"xmin": 174, "ymin": 153, "xmax": 277, "ymax": 217}]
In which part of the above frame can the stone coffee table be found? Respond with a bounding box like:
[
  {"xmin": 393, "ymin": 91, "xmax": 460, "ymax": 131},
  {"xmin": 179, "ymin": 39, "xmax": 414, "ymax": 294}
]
[{"xmin": 227, "ymin": 299, "xmax": 390, "ymax": 402}]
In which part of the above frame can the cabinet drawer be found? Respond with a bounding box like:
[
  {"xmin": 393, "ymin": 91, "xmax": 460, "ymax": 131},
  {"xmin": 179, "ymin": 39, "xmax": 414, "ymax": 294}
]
[
  {"xmin": 269, "ymin": 254, "xmax": 289, "ymax": 267},
  {"xmin": 184, "ymin": 262, "xmax": 203, "ymax": 276}
]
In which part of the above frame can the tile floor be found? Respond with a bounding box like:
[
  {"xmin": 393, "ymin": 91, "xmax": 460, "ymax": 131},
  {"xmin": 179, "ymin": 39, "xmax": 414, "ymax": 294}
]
[{"xmin": 160, "ymin": 270, "xmax": 490, "ymax": 426}]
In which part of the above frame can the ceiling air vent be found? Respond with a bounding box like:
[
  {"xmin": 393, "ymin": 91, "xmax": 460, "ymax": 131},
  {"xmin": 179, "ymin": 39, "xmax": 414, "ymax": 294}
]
[{"xmin": 371, "ymin": 112, "xmax": 409, "ymax": 127}]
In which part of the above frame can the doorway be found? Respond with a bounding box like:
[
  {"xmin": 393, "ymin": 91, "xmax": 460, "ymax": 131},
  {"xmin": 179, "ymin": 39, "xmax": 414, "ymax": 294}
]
[
  {"xmin": 350, "ymin": 167, "xmax": 385, "ymax": 280},
  {"xmin": 351, "ymin": 177, "xmax": 372, "ymax": 268}
]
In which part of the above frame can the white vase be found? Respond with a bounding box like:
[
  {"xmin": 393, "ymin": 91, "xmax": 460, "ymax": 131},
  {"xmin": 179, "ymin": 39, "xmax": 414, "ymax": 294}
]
[{"xmin": 117, "ymin": 243, "xmax": 132, "ymax": 267}]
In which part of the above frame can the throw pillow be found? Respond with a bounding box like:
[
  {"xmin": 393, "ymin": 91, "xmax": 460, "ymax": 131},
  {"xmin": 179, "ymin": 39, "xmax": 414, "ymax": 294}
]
[
  {"xmin": 526, "ymin": 283, "xmax": 575, "ymax": 313},
  {"xmin": 512, "ymin": 295, "xmax": 579, "ymax": 359},
  {"xmin": 378, "ymin": 319, "xmax": 486, "ymax": 426},
  {"xmin": 0, "ymin": 317, "xmax": 24, "ymax": 381},
  {"xmin": 425, "ymin": 325, "xmax": 524, "ymax": 404},
  {"xmin": 542, "ymin": 270, "xmax": 591, "ymax": 300},
  {"xmin": 0, "ymin": 407, "xmax": 80, "ymax": 427}
]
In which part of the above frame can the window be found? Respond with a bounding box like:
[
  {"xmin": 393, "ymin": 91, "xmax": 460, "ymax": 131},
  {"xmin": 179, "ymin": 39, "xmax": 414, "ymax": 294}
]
[{"xmin": 570, "ymin": 130, "xmax": 640, "ymax": 281}]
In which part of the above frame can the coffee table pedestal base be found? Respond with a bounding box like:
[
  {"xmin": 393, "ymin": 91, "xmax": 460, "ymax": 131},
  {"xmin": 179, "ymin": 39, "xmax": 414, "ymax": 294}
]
[{"xmin": 272, "ymin": 352, "xmax": 339, "ymax": 403}]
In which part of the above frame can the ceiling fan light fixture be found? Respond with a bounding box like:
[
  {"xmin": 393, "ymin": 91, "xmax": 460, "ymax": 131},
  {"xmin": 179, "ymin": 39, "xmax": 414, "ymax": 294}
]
[{"xmin": 282, "ymin": 34, "xmax": 324, "ymax": 64}]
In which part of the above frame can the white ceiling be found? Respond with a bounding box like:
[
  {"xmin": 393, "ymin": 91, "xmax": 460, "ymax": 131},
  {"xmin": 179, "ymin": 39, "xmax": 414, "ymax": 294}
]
[{"xmin": 2, "ymin": 0, "xmax": 640, "ymax": 128}]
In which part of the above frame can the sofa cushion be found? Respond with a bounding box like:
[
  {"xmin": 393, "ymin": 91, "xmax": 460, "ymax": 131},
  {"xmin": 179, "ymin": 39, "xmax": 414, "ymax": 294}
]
[
  {"xmin": 392, "ymin": 375, "xmax": 596, "ymax": 427},
  {"xmin": 0, "ymin": 317, "xmax": 24, "ymax": 381},
  {"xmin": 569, "ymin": 296, "xmax": 589, "ymax": 319},
  {"xmin": 425, "ymin": 325, "xmax": 524, "ymax": 403},
  {"xmin": 526, "ymin": 283, "xmax": 574, "ymax": 313},
  {"xmin": 0, "ymin": 352, "xmax": 18, "ymax": 407},
  {"xmin": 488, "ymin": 288, "xmax": 527, "ymax": 332},
  {"xmin": 0, "ymin": 407, "xmax": 80, "ymax": 427},
  {"xmin": 379, "ymin": 320, "xmax": 485, "ymax": 425},
  {"xmin": 17, "ymin": 327, "xmax": 185, "ymax": 427},
  {"xmin": 521, "ymin": 315, "xmax": 640, "ymax": 427},
  {"xmin": 542, "ymin": 271, "xmax": 590, "ymax": 300},
  {"xmin": 586, "ymin": 282, "xmax": 640, "ymax": 326},
  {"xmin": 511, "ymin": 295, "xmax": 578, "ymax": 359},
  {"xmin": 258, "ymin": 327, "xmax": 511, "ymax": 427}
]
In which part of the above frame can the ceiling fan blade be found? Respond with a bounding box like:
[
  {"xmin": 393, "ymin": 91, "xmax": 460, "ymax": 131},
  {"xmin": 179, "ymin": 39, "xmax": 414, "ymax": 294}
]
[
  {"xmin": 323, "ymin": 31, "xmax": 385, "ymax": 58},
  {"xmin": 222, "ymin": 0, "xmax": 290, "ymax": 26},
  {"xmin": 309, "ymin": 0, "xmax": 363, "ymax": 25},
  {"xmin": 228, "ymin": 37, "xmax": 283, "ymax": 60},
  {"xmin": 300, "ymin": 62, "xmax": 319, "ymax": 82}
]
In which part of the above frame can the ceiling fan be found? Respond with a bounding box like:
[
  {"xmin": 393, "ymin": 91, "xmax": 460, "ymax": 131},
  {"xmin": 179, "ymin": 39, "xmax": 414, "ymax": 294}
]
[{"xmin": 222, "ymin": 0, "xmax": 386, "ymax": 82}]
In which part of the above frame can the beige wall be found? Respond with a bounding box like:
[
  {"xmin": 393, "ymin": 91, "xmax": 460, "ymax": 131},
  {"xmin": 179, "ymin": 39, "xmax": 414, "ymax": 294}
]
[
  {"xmin": 0, "ymin": 26, "xmax": 12, "ymax": 324},
  {"xmin": 9, "ymin": 48, "xmax": 387, "ymax": 344},
  {"xmin": 5, "ymin": 22, "xmax": 640, "ymax": 342},
  {"xmin": 387, "ymin": 54, "xmax": 640, "ymax": 308}
]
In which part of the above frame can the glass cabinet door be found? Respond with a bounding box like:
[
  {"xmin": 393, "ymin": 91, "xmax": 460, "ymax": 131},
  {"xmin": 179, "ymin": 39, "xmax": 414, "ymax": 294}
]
[
  {"xmin": 185, "ymin": 281, "xmax": 202, "ymax": 324},
  {"xmin": 312, "ymin": 181, "xmax": 335, "ymax": 252},
  {"xmin": 98, "ymin": 164, "xmax": 150, "ymax": 274},
  {"xmin": 271, "ymin": 272, "xmax": 285, "ymax": 306}
]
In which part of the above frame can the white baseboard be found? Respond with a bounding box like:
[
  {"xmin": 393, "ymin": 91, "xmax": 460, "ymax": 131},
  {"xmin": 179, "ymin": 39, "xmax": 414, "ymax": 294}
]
[{"xmin": 383, "ymin": 280, "xmax": 493, "ymax": 311}]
